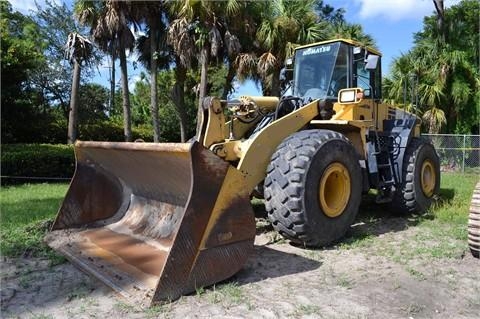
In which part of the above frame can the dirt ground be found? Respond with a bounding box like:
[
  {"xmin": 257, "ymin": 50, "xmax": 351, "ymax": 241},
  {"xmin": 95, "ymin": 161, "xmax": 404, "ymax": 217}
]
[{"xmin": 1, "ymin": 217, "xmax": 479, "ymax": 319}]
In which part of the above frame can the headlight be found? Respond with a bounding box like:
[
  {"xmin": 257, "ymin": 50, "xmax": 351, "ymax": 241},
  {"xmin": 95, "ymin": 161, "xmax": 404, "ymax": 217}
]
[{"xmin": 338, "ymin": 88, "xmax": 363, "ymax": 104}]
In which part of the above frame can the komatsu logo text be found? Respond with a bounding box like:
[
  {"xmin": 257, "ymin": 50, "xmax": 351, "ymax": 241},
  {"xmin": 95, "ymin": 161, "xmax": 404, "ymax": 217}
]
[{"xmin": 302, "ymin": 45, "xmax": 331, "ymax": 56}]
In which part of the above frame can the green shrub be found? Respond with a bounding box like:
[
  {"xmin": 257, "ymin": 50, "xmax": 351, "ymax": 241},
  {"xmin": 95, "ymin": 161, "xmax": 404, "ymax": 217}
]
[
  {"xmin": 2, "ymin": 119, "xmax": 155, "ymax": 144},
  {"xmin": 1, "ymin": 144, "xmax": 75, "ymax": 183},
  {"xmin": 77, "ymin": 121, "xmax": 154, "ymax": 142}
]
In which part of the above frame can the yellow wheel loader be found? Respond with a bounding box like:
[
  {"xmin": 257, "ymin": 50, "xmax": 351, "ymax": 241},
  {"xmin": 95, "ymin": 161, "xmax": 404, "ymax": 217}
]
[{"xmin": 46, "ymin": 39, "xmax": 440, "ymax": 305}]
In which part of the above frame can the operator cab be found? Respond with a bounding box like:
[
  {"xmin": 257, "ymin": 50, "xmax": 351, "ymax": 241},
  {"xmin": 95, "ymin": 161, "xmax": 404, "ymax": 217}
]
[{"xmin": 287, "ymin": 39, "xmax": 382, "ymax": 102}]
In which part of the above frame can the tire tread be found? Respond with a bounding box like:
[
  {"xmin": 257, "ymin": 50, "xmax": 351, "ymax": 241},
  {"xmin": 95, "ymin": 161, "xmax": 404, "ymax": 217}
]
[{"xmin": 265, "ymin": 130, "xmax": 360, "ymax": 246}]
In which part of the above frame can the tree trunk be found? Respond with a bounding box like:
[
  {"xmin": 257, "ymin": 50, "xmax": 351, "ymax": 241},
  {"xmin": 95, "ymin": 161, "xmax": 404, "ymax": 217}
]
[
  {"xmin": 270, "ymin": 67, "xmax": 282, "ymax": 97},
  {"xmin": 171, "ymin": 62, "xmax": 188, "ymax": 142},
  {"xmin": 222, "ymin": 62, "xmax": 236, "ymax": 100},
  {"xmin": 119, "ymin": 48, "xmax": 132, "ymax": 142},
  {"xmin": 433, "ymin": 0, "xmax": 445, "ymax": 42},
  {"xmin": 110, "ymin": 46, "xmax": 116, "ymax": 114},
  {"xmin": 196, "ymin": 45, "xmax": 210, "ymax": 136},
  {"xmin": 447, "ymin": 102, "xmax": 456, "ymax": 133},
  {"xmin": 150, "ymin": 17, "xmax": 160, "ymax": 142},
  {"xmin": 67, "ymin": 61, "xmax": 81, "ymax": 144}
]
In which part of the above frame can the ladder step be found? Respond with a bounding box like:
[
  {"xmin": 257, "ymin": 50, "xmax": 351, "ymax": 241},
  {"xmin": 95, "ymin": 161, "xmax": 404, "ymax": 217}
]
[{"xmin": 377, "ymin": 164, "xmax": 391, "ymax": 168}]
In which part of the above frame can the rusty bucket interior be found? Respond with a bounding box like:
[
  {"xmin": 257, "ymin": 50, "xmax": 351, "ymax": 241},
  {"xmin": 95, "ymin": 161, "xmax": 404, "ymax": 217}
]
[{"xmin": 46, "ymin": 141, "xmax": 255, "ymax": 306}]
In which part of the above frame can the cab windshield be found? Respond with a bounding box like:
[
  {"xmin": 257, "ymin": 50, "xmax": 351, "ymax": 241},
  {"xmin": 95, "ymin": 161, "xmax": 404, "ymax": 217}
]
[{"xmin": 292, "ymin": 42, "xmax": 348, "ymax": 100}]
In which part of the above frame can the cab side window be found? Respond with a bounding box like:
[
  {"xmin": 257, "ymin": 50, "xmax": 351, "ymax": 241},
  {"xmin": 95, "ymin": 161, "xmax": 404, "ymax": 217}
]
[
  {"xmin": 355, "ymin": 61, "xmax": 371, "ymax": 93},
  {"xmin": 353, "ymin": 53, "xmax": 381, "ymax": 99}
]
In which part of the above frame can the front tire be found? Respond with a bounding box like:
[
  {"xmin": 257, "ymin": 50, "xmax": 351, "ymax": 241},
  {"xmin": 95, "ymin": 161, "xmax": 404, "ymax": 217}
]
[{"xmin": 264, "ymin": 130, "xmax": 362, "ymax": 247}]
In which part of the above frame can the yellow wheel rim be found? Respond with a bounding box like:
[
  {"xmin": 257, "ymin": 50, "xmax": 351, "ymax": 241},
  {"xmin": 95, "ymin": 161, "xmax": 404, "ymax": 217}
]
[
  {"xmin": 421, "ymin": 160, "xmax": 436, "ymax": 197},
  {"xmin": 319, "ymin": 163, "xmax": 351, "ymax": 218}
]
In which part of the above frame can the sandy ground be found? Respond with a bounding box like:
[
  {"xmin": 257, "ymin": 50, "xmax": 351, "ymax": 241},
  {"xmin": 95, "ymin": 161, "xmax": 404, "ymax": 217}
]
[{"xmin": 1, "ymin": 218, "xmax": 479, "ymax": 319}]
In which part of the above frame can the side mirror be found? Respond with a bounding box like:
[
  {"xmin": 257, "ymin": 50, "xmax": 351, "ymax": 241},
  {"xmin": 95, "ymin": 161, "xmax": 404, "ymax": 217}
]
[
  {"xmin": 365, "ymin": 54, "xmax": 379, "ymax": 70},
  {"xmin": 284, "ymin": 58, "xmax": 294, "ymax": 81}
]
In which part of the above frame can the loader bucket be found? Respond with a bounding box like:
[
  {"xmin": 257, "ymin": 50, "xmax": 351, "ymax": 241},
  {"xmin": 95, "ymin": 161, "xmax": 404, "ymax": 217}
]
[{"xmin": 45, "ymin": 141, "xmax": 255, "ymax": 306}]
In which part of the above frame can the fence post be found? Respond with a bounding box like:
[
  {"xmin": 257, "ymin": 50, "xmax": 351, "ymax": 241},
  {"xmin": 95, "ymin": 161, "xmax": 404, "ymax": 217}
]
[{"xmin": 463, "ymin": 134, "xmax": 466, "ymax": 173}]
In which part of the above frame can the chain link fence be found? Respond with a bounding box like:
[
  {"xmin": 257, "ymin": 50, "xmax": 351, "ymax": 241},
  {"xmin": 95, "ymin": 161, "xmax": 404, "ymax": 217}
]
[{"xmin": 422, "ymin": 134, "xmax": 480, "ymax": 173}]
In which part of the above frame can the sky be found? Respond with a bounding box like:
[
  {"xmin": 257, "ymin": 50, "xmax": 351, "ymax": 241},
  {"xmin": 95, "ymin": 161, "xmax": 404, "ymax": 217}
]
[
  {"xmin": 10, "ymin": 0, "xmax": 461, "ymax": 97},
  {"xmin": 326, "ymin": 0, "xmax": 460, "ymax": 73}
]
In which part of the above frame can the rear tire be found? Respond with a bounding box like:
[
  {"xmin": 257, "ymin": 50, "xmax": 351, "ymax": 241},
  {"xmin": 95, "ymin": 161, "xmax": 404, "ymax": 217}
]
[
  {"xmin": 391, "ymin": 138, "xmax": 440, "ymax": 214},
  {"xmin": 468, "ymin": 182, "xmax": 480, "ymax": 258},
  {"xmin": 264, "ymin": 130, "xmax": 362, "ymax": 247}
]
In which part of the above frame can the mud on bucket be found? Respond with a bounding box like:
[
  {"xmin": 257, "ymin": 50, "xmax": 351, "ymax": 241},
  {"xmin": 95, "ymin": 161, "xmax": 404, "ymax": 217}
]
[{"xmin": 46, "ymin": 141, "xmax": 255, "ymax": 306}]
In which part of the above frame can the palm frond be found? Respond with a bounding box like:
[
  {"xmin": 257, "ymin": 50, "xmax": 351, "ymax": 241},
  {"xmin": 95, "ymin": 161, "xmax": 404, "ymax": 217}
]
[
  {"xmin": 225, "ymin": 0, "xmax": 241, "ymax": 16},
  {"xmin": 65, "ymin": 32, "xmax": 93, "ymax": 65},
  {"xmin": 422, "ymin": 106, "xmax": 446, "ymax": 133},
  {"xmin": 208, "ymin": 25, "xmax": 222, "ymax": 57},
  {"xmin": 257, "ymin": 52, "xmax": 277, "ymax": 77},
  {"xmin": 224, "ymin": 30, "xmax": 241, "ymax": 57},
  {"xmin": 74, "ymin": 0, "xmax": 99, "ymax": 26},
  {"xmin": 451, "ymin": 76, "xmax": 472, "ymax": 106},
  {"xmin": 167, "ymin": 18, "xmax": 196, "ymax": 67},
  {"xmin": 419, "ymin": 82, "xmax": 445, "ymax": 107},
  {"xmin": 234, "ymin": 53, "xmax": 257, "ymax": 80}
]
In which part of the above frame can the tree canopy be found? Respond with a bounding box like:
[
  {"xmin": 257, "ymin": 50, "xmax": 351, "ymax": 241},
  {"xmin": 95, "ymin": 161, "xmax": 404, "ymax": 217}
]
[
  {"xmin": 384, "ymin": 0, "xmax": 479, "ymax": 134},
  {"xmin": 2, "ymin": 0, "xmax": 476, "ymax": 145}
]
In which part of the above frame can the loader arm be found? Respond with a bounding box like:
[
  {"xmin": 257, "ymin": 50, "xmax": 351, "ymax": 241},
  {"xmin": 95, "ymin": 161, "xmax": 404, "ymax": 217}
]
[
  {"xmin": 200, "ymin": 96, "xmax": 320, "ymax": 191},
  {"xmin": 237, "ymin": 100, "xmax": 320, "ymax": 190}
]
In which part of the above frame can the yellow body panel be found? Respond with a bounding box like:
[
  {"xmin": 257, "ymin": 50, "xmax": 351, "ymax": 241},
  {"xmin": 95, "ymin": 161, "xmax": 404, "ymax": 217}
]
[
  {"xmin": 310, "ymin": 120, "xmax": 371, "ymax": 160},
  {"xmin": 198, "ymin": 165, "xmax": 251, "ymax": 250},
  {"xmin": 203, "ymin": 98, "xmax": 226, "ymax": 148},
  {"xmin": 238, "ymin": 96, "xmax": 279, "ymax": 112},
  {"xmin": 237, "ymin": 100, "xmax": 320, "ymax": 191},
  {"xmin": 332, "ymin": 102, "xmax": 374, "ymax": 123},
  {"xmin": 330, "ymin": 93, "xmax": 421, "ymax": 135},
  {"xmin": 210, "ymin": 139, "xmax": 243, "ymax": 161},
  {"xmin": 295, "ymin": 38, "xmax": 381, "ymax": 56},
  {"xmin": 222, "ymin": 118, "xmax": 261, "ymax": 141}
]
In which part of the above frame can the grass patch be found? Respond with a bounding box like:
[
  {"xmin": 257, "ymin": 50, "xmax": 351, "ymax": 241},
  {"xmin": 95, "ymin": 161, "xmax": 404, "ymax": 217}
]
[
  {"xmin": 425, "ymin": 173, "xmax": 478, "ymax": 224},
  {"xmin": 202, "ymin": 282, "xmax": 249, "ymax": 307},
  {"xmin": 293, "ymin": 304, "xmax": 321, "ymax": 316},
  {"xmin": 145, "ymin": 304, "xmax": 172, "ymax": 319},
  {"xmin": 336, "ymin": 273, "xmax": 354, "ymax": 288},
  {"xmin": 0, "ymin": 183, "xmax": 68, "ymax": 259},
  {"xmin": 338, "ymin": 173, "xmax": 478, "ymax": 260},
  {"xmin": 406, "ymin": 267, "xmax": 426, "ymax": 281},
  {"xmin": 114, "ymin": 301, "xmax": 141, "ymax": 314}
]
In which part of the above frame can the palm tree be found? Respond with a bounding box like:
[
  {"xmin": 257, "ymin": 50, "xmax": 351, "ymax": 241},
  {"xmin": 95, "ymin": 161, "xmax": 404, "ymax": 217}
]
[
  {"xmin": 74, "ymin": 0, "xmax": 135, "ymax": 141},
  {"xmin": 221, "ymin": 1, "xmax": 262, "ymax": 99},
  {"xmin": 383, "ymin": 53, "xmax": 423, "ymax": 110},
  {"xmin": 433, "ymin": 0, "xmax": 445, "ymax": 43},
  {"xmin": 409, "ymin": 8, "xmax": 476, "ymax": 131},
  {"xmin": 327, "ymin": 21, "xmax": 375, "ymax": 48},
  {"xmin": 171, "ymin": 57, "xmax": 189, "ymax": 142},
  {"xmin": 104, "ymin": 1, "xmax": 136, "ymax": 141},
  {"xmin": 65, "ymin": 32, "xmax": 93, "ymax": 144},
  {"xmin": 74, "ymin": 0, "xmax": 117, "ymax": 117},
  {"xmin": 255, "ymin": 0, "xmax": 327, "ymax": 96},
  {"xmin": 168, "ymin": 0, "xmax": 242, "ymax": 135},
  {"xmin": 166, "ymin": 16, "xmax": 196, "ymax": 142},
  {"xmin": 385, "ymin": 0, "xmax": 479, "ymax": 135},
  {"xmin": 131, "ymin": 1, "xmax": 166, "ymax": 142}
]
